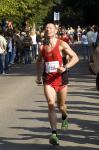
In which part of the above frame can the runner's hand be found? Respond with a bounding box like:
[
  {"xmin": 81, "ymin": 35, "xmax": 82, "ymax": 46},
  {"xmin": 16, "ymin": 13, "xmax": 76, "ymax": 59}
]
[{"xmin": 57, "ymin": 67, "xmax": 66, "ymax": 73}]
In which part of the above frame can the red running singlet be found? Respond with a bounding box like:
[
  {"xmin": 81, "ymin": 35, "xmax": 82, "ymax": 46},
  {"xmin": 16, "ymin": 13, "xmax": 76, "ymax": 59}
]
[{"xmin": 41, "ymin": 39, "xmax": 68, "ymax": 91}]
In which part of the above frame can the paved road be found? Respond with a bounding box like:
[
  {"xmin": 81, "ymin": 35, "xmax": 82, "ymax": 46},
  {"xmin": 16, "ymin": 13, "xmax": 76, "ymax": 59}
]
[{"xmin": 0, "ymin": 44, "xmax": 99, "ymax": 150}]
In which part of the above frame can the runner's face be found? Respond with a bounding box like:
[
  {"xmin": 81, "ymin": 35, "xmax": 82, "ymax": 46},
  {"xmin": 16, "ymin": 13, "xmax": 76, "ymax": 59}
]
[{"xmin": 45, "ymin": 24, "xmax": 56, "ymax": 38}]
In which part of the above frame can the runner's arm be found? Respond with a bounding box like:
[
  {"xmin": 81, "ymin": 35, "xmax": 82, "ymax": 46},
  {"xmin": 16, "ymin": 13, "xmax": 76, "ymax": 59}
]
[{"xmin": 60, "ymin": 40, "xmax": 79, "ymax": 70}]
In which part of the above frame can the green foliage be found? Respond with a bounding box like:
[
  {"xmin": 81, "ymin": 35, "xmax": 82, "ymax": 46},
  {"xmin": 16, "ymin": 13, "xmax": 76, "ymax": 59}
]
[
  {"xmin": 0, "ymin": 0, "xmax": 98, "ymax": 28},
  {"xmin": 60, "ymin": 0, "xmax": 99, "ymax": 25},
  {"xmin": 0, "ymin": 0, "xmax": 54, "ymax": 29}
]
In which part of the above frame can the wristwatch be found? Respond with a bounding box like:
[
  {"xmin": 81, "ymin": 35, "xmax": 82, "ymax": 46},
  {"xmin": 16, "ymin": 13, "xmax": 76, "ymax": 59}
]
[{"xmin": 64, "ymin": 65, "xmax": 68, "ymax": 71}]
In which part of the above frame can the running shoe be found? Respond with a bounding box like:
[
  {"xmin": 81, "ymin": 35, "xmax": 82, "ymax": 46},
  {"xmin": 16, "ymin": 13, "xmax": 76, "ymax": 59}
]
[
  {"xmin": 49, "ymin": 133, "xmax": 59, "ymax": 145},
  {"xmin": 61, "ymin": 118, "xmax": 68, "ymax": 130}
]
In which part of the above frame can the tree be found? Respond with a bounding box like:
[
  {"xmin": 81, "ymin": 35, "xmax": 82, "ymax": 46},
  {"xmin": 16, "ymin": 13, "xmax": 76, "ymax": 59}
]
[
  {"xmin": 1, "ymin": 0, "xmax": 98, "ymax": 29},
  {"xmin": 60, "ymin": 0, "xmax": 99, "ymax": 26},
  {"xmin": 0, "ymin": 0, "xmax": 54, "ymax": 29}
]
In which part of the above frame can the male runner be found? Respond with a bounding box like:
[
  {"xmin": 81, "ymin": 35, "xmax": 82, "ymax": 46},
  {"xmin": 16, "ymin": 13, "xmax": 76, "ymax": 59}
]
[{"xmin": 36, "ymin": 23, "xmax": 79, "ymax": 145}]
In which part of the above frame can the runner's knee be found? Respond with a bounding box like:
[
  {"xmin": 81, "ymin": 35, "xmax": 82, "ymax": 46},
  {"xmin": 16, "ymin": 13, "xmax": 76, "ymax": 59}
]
[{"xmin": 59, "ymin": 105, "xmax": 66, "ymax": 112}]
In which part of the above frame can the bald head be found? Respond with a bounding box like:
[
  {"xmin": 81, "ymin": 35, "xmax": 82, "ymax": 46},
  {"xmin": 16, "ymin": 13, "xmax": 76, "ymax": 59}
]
[
  {"xmin": 46, "ymin": 23, "xmax": 56, "ymax": 29},
  {"xmin": 45, "ymin": 23, "xmax": 58, "ymax": 38}
]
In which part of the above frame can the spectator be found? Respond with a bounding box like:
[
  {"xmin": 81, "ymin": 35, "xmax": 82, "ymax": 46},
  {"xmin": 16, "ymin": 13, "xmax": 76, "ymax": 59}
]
[
  {"xmin": 0, "ymin": 32, "xmax": 8, "ymax": 74},
  {"xmin": 23, "ymin": 31, "xmax": 32, "ymax": 64}
]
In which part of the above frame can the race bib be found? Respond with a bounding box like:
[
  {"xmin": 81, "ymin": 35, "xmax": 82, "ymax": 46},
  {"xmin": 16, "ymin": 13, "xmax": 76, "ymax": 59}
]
[{"xmin": 45, "ymin": 61, "xmax": 59, "ymax": 73}]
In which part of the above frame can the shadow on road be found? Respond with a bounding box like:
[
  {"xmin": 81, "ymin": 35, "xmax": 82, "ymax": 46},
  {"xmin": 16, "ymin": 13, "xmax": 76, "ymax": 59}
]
[
  {"xmin": 0, "ymin": 99, "xmax": 98, "ymax": 150},
  {"xmin": 0, "ymin": 44, "xmax": 99, "ymax": 149},
  {"xmin": 0, "ymin": 141, "xmax": 98, "ymax": 150},
  {"xmin": 6, "ymin": 63, "xmax": 37, "ymax": 76},
  {"xmin": 0, "ymin": 131, "xmax": 99, "ymax": 150}
]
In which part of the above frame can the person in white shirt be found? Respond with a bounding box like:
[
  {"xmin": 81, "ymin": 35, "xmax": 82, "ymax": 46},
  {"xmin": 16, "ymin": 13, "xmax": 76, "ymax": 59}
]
[
  {"xmin": 86, "ymin": 27, "xmax": 94, "ymax": 57},
  {"xmin": 0, "ymin": 33, "xmax": 7, "ymax": 74},
  {"xmin": 30, "ymin": 30, "xmax": 37, "ymax": 61},
  {"xmin": 81, "ymin": 31, "xmax": 89, "ymax": 61}
]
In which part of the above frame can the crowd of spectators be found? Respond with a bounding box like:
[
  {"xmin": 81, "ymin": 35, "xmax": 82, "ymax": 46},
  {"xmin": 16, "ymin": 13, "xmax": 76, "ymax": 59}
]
[{"xmin": 0, "ymin": 17, "xmax": 99, "ymax": 77}]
